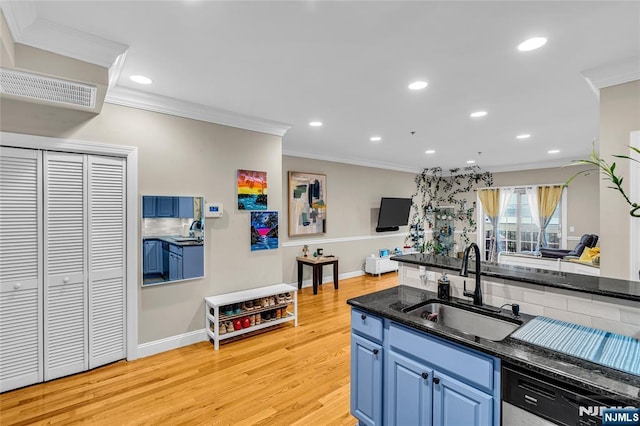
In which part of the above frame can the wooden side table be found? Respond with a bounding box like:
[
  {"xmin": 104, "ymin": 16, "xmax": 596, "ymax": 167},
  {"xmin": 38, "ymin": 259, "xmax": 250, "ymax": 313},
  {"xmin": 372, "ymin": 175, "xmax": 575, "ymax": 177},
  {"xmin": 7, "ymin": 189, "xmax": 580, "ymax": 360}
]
[{"xmin": 296, "ymin": 256, "xmax": 339, "ymax": 295}]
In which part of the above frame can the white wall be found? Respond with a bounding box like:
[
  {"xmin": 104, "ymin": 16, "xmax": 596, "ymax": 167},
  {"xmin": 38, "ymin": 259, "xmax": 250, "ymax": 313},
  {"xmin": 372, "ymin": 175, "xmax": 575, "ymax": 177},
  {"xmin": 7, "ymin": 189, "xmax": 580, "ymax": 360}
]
[
  {"xmin": 281, "ymin": 156, "xmax": 415, "ymax": 284},
  {"xmin": 1, "ymin": 99, "xmax": 283, "ymax": 344}
]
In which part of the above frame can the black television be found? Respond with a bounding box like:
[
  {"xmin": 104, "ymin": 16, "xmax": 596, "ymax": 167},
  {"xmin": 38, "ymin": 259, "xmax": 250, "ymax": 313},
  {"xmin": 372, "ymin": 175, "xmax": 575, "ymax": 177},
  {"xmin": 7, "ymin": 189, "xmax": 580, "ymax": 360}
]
[{"xmin": 376, "ymin": 197, "xmax": 412, "ymax": 232}]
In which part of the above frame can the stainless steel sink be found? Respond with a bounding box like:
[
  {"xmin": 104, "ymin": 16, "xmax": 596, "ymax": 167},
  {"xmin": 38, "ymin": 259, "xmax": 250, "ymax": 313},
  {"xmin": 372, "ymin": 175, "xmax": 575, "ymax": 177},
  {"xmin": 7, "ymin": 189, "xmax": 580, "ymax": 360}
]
[{"xmin": 404, "ymin": 301, "xmax": 522, "ymax": 341}]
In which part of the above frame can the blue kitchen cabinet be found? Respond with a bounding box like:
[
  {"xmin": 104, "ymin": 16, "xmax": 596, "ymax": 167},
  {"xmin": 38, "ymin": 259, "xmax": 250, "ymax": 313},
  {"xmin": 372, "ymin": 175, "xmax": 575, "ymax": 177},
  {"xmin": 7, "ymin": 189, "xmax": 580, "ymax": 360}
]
[
  {"xmin": 350, "ymin": 308, "xmax": 500, "ymax": 426},
  {"xmin": 142, "ymin": 196, "xmax": 157, "ymax": 218},
  {"xmin": 156, "ymin": 196, "xmax": 175, "ymax": 217},
  {"xmin": 432, "ymin": 371, "xmax": 492, "ymax": 426},
  {"xmin": 176, "ymin": 196, "xmax": 194, "ymax": 218},
  {"xmin": 350, "ymin": 309, "xmax": 384, "ymax": 426},
  {"xmin": 169, "ymin": 244, "xmax": 183, "ymax": 281},
  {"xmin": 351, "ymin": 333, "xmax": 383, "ymax": 426},
  {"xmin": 182, "ymin": 245, "xmax": 204, "ymax": 279},
  {"xmin": 386, "ymin": 351, "xmax": 432, "ymax": 426},
  {"xmin": 143, "ymin": 239, "xmax": 163, "ymax": 275}
]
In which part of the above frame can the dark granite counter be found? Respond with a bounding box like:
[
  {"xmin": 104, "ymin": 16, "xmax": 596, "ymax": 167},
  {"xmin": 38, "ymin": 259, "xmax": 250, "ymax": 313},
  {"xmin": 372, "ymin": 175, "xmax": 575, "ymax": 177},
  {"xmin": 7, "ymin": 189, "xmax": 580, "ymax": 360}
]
[
  {"xmin": 347, "ymin": 285, "xmax": 640, "ymax": 405},
  {"xmin": 391, "ymin": 253, "xmax": 640, "ymax": 302},
  {"xmin": 143, "ymin": 236, "xmax": 203, "ymax": 247}
]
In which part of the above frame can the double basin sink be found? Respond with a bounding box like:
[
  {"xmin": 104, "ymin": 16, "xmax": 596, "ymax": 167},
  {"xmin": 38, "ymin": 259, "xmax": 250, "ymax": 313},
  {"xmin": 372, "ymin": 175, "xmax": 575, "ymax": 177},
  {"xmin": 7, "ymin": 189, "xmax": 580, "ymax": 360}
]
[{"xmin": 400, "ymin": 300, "xmax": 523, "ymax": 342}]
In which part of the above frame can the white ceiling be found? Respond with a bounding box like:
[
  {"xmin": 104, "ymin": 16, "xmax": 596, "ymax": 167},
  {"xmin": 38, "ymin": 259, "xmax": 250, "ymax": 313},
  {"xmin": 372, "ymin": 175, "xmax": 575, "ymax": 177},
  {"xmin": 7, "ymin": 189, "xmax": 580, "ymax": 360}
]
[{"xmin": 3, "ymin": 1, "xmax": 640, "ymax": 173}]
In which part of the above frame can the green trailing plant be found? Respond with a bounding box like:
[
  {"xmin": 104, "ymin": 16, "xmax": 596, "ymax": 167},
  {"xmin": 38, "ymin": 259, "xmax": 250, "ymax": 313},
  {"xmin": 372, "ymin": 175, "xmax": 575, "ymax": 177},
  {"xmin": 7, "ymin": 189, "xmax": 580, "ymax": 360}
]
[
  {"xmin": 407, "ymin": 166, "xmax": 493, "ymax": 251},
  {"xmin": 566, "ymin": 144, "xmax": 640, "ymax": 217}
]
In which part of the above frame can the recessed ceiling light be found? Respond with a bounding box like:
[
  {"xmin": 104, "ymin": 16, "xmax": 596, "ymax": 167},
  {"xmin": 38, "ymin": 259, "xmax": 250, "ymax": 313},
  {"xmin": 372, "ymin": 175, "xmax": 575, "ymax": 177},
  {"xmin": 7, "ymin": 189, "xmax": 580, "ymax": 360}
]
[
  {"xmin": 130, "ymin": 75, "xmax": 152, "ymax": 85},
  {"xmin": 548, "ymin": 149, "xmax": 560, "ymax": 154},
  {"xmin": 516, "ymin": 134, "xmax": 531, "ymax": 139},
  {"xmin": 370, "ymin": 136, "xmax": 382, "ymax": 142},
  {"xmin": 425, "ymin": 150, "xmax": 435, "ymax": 154},
  {"xmin": 466, "ymin": 160, "xmax": 476, "ymax": 164},
  {"xmin": 408, "ymin": 81, "xmax": 428, "ymax": 90},
  {"xmin": 309, "ymin": 121, "xmax": 323, "ymax": 127},
  {"xmin": 518, "ymin": 37, "xmax": 547, "ymax": 51},
  {"xmin": 470, "ymin": 111, "xmax": 488, "ymax": 118}
]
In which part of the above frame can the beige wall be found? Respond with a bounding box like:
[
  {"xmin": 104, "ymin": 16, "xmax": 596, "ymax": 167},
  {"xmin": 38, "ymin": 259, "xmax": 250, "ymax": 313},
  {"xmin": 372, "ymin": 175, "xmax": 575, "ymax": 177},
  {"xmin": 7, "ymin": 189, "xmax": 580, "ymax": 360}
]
[
  {"xmin": 599, "ymin": 80, "xmax": 640, "ymax": 279},
  {"xmin": 1, "ymin": 99, "xmax": 283, "ymax": 344},
  {"xmin": 281, "ymin": 156, "xmax": 415, "ymax": 283},
  {"xmin": 492, "ymin": 165, "xmax": 600, "ymax": 248}
]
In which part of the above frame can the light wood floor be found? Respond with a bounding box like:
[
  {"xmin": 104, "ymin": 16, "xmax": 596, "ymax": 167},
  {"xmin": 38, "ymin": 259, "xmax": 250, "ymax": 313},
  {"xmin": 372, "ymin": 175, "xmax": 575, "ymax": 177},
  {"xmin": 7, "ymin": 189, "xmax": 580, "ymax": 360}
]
[{"xmin": 0, "ymin": 273, "xmax": 397, "ymax": 426}]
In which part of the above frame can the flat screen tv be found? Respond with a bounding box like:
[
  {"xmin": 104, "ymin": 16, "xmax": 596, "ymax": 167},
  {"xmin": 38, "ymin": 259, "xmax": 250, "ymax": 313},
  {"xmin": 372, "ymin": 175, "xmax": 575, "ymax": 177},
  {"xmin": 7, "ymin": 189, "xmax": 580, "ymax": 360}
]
[{"xmin": 376, "ymin": 197, "xmax": 412, "ymax": 232}]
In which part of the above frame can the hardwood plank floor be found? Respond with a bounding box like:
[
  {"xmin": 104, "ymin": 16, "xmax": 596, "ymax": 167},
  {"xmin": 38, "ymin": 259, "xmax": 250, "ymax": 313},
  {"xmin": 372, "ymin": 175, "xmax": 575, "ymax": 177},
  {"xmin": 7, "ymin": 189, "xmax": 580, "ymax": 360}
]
[{"xmin": 0, "ymin": 273, "xmax": 398, "ymax": 425}]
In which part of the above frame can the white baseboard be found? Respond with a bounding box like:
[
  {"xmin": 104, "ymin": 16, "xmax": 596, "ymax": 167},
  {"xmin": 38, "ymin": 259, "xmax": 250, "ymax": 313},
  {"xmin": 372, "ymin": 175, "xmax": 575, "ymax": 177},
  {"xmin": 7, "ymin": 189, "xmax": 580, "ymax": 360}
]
[{"xmin": 137, "ymin": 328, "xmax": 207, "ymax": 358}]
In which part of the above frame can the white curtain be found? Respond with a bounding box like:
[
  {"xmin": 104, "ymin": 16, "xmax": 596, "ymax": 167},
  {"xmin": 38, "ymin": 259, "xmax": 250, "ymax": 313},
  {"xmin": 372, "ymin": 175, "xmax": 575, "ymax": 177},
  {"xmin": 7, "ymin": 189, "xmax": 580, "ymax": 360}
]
[
  {"xmin": 498, "ymin": 188, "xmax": 515, "ymax": 254},
  {"xmin": 526, "ymin": 186, "xmax": 541, "ymax": 253}
]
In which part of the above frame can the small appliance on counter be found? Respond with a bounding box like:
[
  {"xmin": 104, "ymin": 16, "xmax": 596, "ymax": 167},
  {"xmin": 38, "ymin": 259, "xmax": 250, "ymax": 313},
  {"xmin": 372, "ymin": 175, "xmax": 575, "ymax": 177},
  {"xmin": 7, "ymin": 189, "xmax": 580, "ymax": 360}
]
[{"xmin": 437, "ymin": 273, "xmax": 450, "ymax": 301}]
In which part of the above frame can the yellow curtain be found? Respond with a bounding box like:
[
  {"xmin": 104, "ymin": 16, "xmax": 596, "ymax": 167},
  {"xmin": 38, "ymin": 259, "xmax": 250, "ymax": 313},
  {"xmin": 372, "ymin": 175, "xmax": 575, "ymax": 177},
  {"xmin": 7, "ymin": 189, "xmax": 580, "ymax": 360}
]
[
  {"xmin": 538, "ymin": 186, "xmax": 563, "ymax": 218},
  {"xmin": 478, "ymin": 189, "xmax": 500, "ymax": 217}
]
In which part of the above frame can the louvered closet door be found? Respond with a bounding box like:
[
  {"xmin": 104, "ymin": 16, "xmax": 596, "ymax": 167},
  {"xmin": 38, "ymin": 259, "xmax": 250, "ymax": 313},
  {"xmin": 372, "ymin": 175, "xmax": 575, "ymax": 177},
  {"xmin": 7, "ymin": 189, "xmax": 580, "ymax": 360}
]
[
  {"xmin": 88, "ymin": 155, "xmax": 126, "ymax": 368},
  {"xmin": 43, "ymin": 152, "xmax": 88, "ymax": 381},
  {"xmin": 0, "ymin": 147, "xmax": 43, "ymax": 392}
]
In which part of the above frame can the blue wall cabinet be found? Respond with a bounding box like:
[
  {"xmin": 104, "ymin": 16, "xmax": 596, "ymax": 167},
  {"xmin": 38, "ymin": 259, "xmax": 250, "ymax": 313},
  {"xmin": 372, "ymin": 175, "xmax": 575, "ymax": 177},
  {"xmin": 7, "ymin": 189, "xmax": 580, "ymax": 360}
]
[
  {"xmin": 432, "ymin": 371, "xmax": 492, "ymax": 426},
  {"xmin": 143, "ymin": 240, "xmax": 163, "ymax": 275},
  {"xmin": 386, "ymin": 351, "xmax": 433, "ymax": 426},
  {"xmin": 176, "ymin": 196, "xmax": 194, "ymax": 218},
  {"xmin": 142, "ymin": 196, "xmax": 157, "ymax": 218},
  {"xmin": 156, "ymin": 196, "xmax": 175, "ymax": 217},
  {"xmin": 182, "ymin": 245, "xmax": 204, "ymax": 279},
  {"xmin": 351, "ymin": 333, "xmax": 383, "ymax": 426}
]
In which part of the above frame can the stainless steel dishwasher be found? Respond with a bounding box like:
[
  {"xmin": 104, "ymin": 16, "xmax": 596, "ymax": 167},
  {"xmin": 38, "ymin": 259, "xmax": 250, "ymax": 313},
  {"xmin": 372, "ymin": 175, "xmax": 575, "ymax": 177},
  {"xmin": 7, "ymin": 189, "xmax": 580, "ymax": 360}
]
[{"xmin": 502, "ymin": 363, "xmax": 622, "ymax": 426}]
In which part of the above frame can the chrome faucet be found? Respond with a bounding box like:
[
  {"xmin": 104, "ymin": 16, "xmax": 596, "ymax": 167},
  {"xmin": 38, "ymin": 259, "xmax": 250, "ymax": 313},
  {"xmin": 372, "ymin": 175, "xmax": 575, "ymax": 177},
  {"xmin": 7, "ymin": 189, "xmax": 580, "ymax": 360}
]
[{"xmin": 460, "ymin": 242, "xmax": 483, "ymax": 306}]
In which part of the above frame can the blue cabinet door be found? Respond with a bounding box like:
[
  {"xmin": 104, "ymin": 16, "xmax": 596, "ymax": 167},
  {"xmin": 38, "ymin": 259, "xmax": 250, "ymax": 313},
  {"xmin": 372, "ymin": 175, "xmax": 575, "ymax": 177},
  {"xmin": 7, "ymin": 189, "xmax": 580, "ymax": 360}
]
[
  {"xmin": 386, "ymin": 351, "xmax": 433, "ymax": 426},
  {"xmin": 156, "ymin": 196, "xmax": 176, "ymax": 217},
  {"xmin": 169, "ymin": 253, "xmax": 180, "ymax": 280},
  {"xmin": 142, "ymin": 196, "xmax": 157, "ymax": 218},
  {"xmin": 182, "ymin": 245, "xmax": 204, "ymax": 279},
  {"xmin": 143, "ymin": 240, "xmax": 162, "ymax": 274},
  {"xmin": 351, "ymin": 333, "xmax": 383, "ymax": 426},
  {"xmin": 176, "ymin": 196, "xmax": 194, "ymax": 218},
  {"xmin": 432, "ymin": 371, "xmax": 493, "ymax": 426}
]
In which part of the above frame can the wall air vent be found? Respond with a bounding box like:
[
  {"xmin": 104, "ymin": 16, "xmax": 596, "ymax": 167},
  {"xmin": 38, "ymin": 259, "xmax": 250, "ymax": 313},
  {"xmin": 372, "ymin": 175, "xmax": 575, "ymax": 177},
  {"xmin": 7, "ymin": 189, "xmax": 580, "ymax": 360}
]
[{"xmin": 0, "ymin": 68, "xmax": 96, "ymax": 109}]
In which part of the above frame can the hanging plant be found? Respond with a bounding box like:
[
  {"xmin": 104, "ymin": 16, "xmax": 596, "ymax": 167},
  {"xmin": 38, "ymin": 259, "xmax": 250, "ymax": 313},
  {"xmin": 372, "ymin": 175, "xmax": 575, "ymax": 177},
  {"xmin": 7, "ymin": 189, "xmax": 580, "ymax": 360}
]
[
  {"xmin": 566, "ymin": 143, "xmax": 640, "ymax": 217},
  {"xmin": 407, "ymin": 166, "xmax": 493, "ymax": 251}
]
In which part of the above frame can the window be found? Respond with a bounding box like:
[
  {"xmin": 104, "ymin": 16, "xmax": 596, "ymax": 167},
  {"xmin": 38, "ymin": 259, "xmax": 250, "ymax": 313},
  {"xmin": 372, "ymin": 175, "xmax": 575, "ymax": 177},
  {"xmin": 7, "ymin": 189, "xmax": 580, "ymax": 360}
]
[{"xmin": 480, "ymin": 187, "xmax": 564, "ymax": 260}]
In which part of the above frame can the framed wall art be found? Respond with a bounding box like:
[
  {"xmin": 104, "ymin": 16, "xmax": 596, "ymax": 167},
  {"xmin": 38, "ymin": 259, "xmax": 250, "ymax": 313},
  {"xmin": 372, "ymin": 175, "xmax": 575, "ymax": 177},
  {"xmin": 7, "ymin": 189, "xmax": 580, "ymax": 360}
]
[
  {"xmin": 288, "ymin": 171, "xmax": 326, "ymax": 236},
  {"xmin": 251, "ymin": 211, "xmax": 278, "ymax": 251},
  {"xmin": 237, "ymin": 169, "xmax": 267, "ymax": 210}
]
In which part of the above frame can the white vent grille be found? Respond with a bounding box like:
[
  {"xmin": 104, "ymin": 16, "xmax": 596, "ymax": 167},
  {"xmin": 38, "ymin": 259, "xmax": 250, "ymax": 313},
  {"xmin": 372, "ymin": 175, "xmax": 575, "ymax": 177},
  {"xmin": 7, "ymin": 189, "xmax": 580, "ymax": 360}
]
[{"xmin": 0, "ymin": 68, "xmax": 96, "ymax": 108}]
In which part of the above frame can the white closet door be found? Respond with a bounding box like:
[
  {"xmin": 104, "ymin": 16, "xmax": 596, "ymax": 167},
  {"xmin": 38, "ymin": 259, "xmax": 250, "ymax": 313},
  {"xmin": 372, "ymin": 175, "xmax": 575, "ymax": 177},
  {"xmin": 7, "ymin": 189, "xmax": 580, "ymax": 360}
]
[
  {"xmin": 88, "ymin": 155, "xmax": 126, "ymax": 368},
  {"xmin": 0, "ymin": 147, "xmax": 43, "ymax": 392},
  {"xmin": 43, "ymin": 152, "xmax": 88, "ymax": 381}
]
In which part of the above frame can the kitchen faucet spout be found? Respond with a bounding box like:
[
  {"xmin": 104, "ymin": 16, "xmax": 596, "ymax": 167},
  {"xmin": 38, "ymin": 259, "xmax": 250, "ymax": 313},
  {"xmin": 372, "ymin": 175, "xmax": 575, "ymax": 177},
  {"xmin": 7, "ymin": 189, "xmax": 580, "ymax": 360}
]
[{"xmin": 460, "ymin": 242, "xmax": 483, "ymax": 306}]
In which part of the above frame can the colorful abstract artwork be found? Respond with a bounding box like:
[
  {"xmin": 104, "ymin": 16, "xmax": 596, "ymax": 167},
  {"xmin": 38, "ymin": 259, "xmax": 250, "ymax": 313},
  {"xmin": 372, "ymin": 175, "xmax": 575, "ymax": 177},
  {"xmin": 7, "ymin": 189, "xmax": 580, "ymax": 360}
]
[
  {"xmin": 288, "ymin": 172, "xmax": 327, "ymax": 236},
  {"xmin": 237, "ymin": 169, "xmax": 267, "ymax": 210},
  {"xmin": 250, "ymin": 211, "xmax": 279, "ymax": 251}
]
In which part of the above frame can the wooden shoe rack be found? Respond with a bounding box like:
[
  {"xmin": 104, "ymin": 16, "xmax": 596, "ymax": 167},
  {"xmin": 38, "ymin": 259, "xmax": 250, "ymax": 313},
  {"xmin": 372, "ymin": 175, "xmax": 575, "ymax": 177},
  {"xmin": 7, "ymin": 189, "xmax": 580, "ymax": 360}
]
[{"xmin": 204, "ymin": 284, "xmax": 298, "ymax": 350}]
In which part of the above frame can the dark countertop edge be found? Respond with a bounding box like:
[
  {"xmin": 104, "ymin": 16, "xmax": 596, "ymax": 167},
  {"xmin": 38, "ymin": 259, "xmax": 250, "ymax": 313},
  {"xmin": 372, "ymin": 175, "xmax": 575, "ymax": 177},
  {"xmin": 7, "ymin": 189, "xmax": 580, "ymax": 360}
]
[
  {"xmin": 143, "ymin": 236, "xmax": 203, "ymax": 247},
  {"xmin": 391, "ymin": 254, "xmax": 640, "ymax": 302},
  {"xmin": 347, "ymin": 288, "xmax": 640, "ymax": 405}
]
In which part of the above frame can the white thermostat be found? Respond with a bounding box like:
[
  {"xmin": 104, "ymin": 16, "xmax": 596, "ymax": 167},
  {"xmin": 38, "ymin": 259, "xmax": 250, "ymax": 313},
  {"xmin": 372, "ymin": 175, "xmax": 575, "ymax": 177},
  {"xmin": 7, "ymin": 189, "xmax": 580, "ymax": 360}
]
[{"xmin": 205, "ymin": 202, "xmax": 223, "ymax": 218}]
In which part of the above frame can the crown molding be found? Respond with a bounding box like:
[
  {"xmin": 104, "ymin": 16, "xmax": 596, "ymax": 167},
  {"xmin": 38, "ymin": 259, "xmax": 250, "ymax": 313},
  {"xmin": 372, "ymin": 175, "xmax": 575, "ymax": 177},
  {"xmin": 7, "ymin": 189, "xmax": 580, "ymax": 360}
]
[
  {"xmin": 582, "ymin": 56, "xmax": 640, "ymax": 91},
  {"xmin": 105, "ymin": 86, "xmax": 291, "ymax": 137},
  {"xmin": 282, "ymin": 149, "xmax": 422, "ymax": 174},
  {"xmin": 0, "ymin": 1, "xmax": 127, "ymax": 68}
]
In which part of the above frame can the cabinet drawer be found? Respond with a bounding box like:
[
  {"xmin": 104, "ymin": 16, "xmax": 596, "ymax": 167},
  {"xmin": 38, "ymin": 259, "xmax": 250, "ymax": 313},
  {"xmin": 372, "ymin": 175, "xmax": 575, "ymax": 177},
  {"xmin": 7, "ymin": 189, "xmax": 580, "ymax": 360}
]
[
  {"xmin": 388, "ymin": 323, "xmax": 495, "ymax": 392},
  {"xmin": 351, "ymin": 309, "xmax": 383, "ymax": 343}
]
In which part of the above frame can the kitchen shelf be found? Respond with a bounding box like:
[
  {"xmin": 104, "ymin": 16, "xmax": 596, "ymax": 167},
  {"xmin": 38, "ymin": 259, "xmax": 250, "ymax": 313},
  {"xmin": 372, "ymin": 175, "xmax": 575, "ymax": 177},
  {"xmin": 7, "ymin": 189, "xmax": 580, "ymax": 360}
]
[{"xmin": 204, "ymin": 283, "xmax": 298, "ymax": 350}]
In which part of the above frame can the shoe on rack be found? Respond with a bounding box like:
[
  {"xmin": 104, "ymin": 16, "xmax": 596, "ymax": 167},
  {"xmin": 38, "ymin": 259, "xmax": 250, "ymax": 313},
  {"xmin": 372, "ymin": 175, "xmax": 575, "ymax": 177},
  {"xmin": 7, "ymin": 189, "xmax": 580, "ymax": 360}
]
[
  {"xmin": 284, "ymin": 292, "xmax": 292, "ymax": 302},
  {"xmin": 276, "ymin": 294, "xmax": 285, "ymax": 304},
  {"xmin": 226, "ymin": 321, "xmax": 234, "ymax": 333},
  {"xmin": 255, "ymin": 313, "xmax": 261, "ymax": 325},
  {"xmin": 218, "ymin": 322, "xmax": 226, "ymax": 335},
  {"xmin": 275, "ymin": 308, "xmax": 281, "ymax": 319}
]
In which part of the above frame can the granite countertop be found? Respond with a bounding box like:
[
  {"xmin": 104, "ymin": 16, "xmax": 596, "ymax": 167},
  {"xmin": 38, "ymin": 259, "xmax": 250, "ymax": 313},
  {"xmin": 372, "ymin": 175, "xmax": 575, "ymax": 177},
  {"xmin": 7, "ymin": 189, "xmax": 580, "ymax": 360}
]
[
  {"xmin": 391, "ymin": 253, "xmax": 640, "ymax": 301},
  {"xmin": 143, "ymin": 236, "xmax": 204, "ymax": 247},
  {"xmin": 347, "ymin": 285, "xmax": 640, "ymax": 405}
]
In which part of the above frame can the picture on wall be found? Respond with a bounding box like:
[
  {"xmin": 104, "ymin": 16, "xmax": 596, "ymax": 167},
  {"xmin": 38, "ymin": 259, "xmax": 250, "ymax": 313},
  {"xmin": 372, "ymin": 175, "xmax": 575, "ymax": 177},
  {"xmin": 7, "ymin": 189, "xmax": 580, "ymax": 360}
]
[
  {"xmin": 251, "ymin": 211, "xmax": 279, "ymax": 251},
  {"xmin": 237, "ymin": 169, "xmax": 267, "ymax": 210},
  {"xmin": 288, "ymin": 171, "xmax": 327, "ymax": 236}
]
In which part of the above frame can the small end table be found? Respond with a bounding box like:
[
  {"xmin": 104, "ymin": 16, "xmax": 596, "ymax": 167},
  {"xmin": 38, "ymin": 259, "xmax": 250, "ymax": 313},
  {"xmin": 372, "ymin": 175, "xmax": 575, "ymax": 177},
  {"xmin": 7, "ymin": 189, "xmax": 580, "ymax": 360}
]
[{"xmin": 296, "ymin": 256, "xmax": 339, "ymax": 295}]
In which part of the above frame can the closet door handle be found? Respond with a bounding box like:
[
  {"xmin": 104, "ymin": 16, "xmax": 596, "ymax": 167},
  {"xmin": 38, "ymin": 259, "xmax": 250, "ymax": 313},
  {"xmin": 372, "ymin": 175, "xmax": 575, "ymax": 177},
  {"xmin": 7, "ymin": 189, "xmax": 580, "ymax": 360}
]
[
  {"xmin": 63, "ymin": 277, "xmax": 70, "ymax": 283},
  {"xmin": 14, "ymin": 282, "xmax": 22, "ymax": 290}
]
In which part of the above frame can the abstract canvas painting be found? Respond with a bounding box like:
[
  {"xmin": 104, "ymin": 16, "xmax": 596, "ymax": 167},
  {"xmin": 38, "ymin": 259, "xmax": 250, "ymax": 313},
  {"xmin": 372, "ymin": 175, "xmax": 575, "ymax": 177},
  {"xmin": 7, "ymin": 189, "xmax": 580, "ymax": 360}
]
[
  {"xmin": 251, "ymin": 211, "xmax": 279, "ymax": 251},
  {"xmin": 237, "ymin": 169, "xmax": 267, "ymax": 210},
  {"xmin": 288, "ymin": 172, "xmax": 327, "ymax": 236}
]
